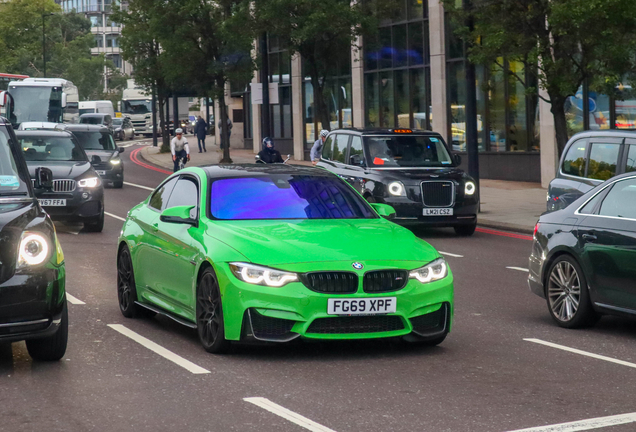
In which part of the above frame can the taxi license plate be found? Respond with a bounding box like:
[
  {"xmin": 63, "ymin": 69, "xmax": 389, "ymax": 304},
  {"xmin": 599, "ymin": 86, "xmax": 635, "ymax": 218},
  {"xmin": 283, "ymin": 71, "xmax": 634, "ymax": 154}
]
[
  {"xmin": 38, "ymin": 199, "xmax": 66, "ymax": 207},
  {"xmin": 423, "ymin": 208, "xmax": 453, "ymax": 216},
  {"xmin": 96, "ymin": 170, "xmax": 106, "ymax": 176},
  {"xmin": 328, "ymin": 297, "xmax": 397, "ymax": 315}
]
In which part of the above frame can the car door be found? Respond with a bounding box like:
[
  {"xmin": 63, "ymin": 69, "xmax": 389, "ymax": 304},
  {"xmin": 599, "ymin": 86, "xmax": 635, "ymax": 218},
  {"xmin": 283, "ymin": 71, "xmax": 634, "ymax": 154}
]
[
  {"xmin": 342, "ymin": 135, "xmax": 366, "ymax": 193},
  {"xmin": 321, "ymin": 134, "xmax": 351, "ymax": 178},
  {"xmin": 577, "ymin": 176, "xmax": 636, "ymax": 310}
]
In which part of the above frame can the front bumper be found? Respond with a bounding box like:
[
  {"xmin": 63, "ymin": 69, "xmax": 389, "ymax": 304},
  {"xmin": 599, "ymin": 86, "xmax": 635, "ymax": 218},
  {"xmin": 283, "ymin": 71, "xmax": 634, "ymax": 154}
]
[
  {"xmin": 37, "ymin": 187, "xmax": 104, "ymax": 222},
  {"xmin": 380, "ymin": 196, "xmax": 478, "ymax": 227},
  {"xmin": 215, "ymin": 261, "xmax": 454, "ymax": 342},
  {"xmin": 95, "ymin": 164, "xmax": 124, "ymax": 184}
]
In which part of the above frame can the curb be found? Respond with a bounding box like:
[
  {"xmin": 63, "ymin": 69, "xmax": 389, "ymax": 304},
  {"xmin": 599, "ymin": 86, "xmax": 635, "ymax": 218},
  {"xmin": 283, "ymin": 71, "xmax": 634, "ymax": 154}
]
[{"xmin": 138, "ymin": 146, "xmax": 174, "ymax": 170}]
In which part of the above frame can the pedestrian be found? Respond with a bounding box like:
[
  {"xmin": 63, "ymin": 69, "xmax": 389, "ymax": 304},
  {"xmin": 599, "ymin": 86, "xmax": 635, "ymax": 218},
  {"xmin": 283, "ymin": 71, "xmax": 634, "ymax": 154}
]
[
  {"xmin": 194, "ymin": 115, "xmax": 208, "ymax": 153},
  {"xmin": 310, "ymin": 129, "xmax": 329, "ymax": 165},
  {"xmin": 218, "ymin": 117, "xmax": 233, "ymax": 149},
  {"xmin": 170, "ymin": 128, "xmax": 190, "ymax": 172}
]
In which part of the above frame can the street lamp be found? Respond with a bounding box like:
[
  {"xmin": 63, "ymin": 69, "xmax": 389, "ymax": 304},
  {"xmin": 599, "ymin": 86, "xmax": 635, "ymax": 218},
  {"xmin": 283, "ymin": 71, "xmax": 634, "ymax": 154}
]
[{"xmin": 42, "ymin": 12, "xmax": 54, "ymax": 77}]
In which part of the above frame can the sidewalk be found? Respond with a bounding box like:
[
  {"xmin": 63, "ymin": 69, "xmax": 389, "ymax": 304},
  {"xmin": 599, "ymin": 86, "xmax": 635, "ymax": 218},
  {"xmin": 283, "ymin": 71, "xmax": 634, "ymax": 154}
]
[{"xmin": 140, "ymin": 142, "xmax": 545, "ymax": 234}]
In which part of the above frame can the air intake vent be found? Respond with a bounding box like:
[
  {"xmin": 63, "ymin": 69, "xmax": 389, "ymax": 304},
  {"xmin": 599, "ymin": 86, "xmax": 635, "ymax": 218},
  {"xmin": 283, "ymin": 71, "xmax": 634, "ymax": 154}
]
[{"xmin": 300, "ymin": 272, "xmax": 358, "ymax": 294}]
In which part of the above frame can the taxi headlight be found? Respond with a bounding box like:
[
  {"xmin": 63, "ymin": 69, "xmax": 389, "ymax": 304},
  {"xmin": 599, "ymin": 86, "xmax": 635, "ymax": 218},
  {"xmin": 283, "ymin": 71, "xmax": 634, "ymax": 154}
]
[
  {"xmin": 388, "ymin": 181, "xmax": 406, "ymax": 197},
  {"xmin": 229, "ymin": 262, "xmax": 298, "ymax": 287},
  {"xmin": 465, "ymin": 181, "xmax": 476, "ymax": 196},
  {"xmin": 78, "ymin": 177, "xmax": 100, "ymax": 188},
  {"xmin": 409, "ymin": 258, "xmax": 448, "ymax": 283},
  {"xmin": 17, "ymin": 232, "xmax": 50, "ymax": 267}
]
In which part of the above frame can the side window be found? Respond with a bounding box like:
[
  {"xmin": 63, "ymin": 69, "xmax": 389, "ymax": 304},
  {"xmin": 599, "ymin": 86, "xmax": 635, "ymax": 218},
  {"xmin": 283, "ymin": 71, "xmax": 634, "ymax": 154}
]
[
  {"xmin": 587, "ymin": 143, "xmax": 620, "ymax": 181},
  {"xmin": 322, "ymin": 136, "xmax": 334, "ymax": 160},
  {"xmin": 149, "ymin": 177, "xmax": 178, "ymax": 211},
  {"xmin": 348, "ymin": 136, "xmax": 364, "ymax": 165},
  {"xmin": 165, "ymin": 177, "xmax": 199, "ymax": 213},
  {"xmin": 599, "ymin": 178, "xmax": 636, "ymax": 220},
  {"xmin": 333, "ymin": 134, "xmax": 349, "ymax": 163},
  {"xmin": 626, "ymin": 145, "xmax": 636, "ymax": 173},
  {"xmin": 562, "ymin": 140, "xmax": 587, "ymax": 177}
]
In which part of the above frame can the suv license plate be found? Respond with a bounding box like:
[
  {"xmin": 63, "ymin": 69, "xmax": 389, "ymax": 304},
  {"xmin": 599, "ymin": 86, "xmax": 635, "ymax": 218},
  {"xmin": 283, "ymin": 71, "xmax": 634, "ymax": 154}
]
[
  {"xmin": 96, "ymin": 170, "xmax": 106, "ymax": 176},
  {"xmin": 38, "ymin": 199, "xmax": 66, "ymax": 207},
  {"xmin": 423, "ymin": 208, "xmax": 453, "ymax": 216},
  {"xmin": 328, "ymin": 297, "xmax": 397, "ymax": 315}
]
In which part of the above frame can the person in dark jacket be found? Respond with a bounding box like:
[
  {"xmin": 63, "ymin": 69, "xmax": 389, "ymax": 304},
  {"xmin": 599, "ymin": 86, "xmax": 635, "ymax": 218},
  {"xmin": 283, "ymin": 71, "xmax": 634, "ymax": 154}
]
[
  {"xmin": 258, "ymin": 137, "xmax": 284, "ymax": 163},
  {"xmin": 193, "ymin": 116, "xmax": 208, "ymax": 153}
]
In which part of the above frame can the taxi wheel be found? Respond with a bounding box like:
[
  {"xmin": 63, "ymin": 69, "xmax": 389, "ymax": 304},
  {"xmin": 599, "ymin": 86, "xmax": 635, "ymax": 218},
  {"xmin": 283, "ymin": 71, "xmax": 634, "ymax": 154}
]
[
  {"xmin": 196, "ymin": 268, "xmax": 230, "ymax": 354},
  {"xmin": 26, "ymin": 301, "xmax": 68, "ymax": 361},
  {"xmin": 117, "ymin": 246, "xmax": 142, "ymax": 318},
  {"xmin": 85, "ymin": 211, "xmax": 104, "ymax": 233},
  {"xmin": 454, "ymin": 223, "xmax": 476, "ymax": 236}
]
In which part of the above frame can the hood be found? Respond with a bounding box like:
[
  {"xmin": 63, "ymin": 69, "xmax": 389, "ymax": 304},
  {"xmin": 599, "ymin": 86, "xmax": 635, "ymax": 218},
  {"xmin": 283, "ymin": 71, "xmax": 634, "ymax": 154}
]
[
  {"xmin": 26, "ymin": 161, "xmax": 93, "ymax": 179},
  {"xmin": 206, "ymin": 218, "xmax": 439, "ymax": 266},
  {"xmin": 84, "ymin": 149, "xmax": 117, "ymax": 161},
  {"xmin": 369, "ymin": 167, "xmax": 467, "ymax": 182}
]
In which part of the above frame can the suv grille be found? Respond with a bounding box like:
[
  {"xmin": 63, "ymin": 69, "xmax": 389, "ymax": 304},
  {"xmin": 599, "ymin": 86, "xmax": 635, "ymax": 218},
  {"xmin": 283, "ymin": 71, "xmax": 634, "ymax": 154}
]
[
  {"xmin": 421, "ymin": 181, "xmax": 454, "ymax": 207},
  {"xmin": 52, "ymin": 180, "xmax": 76, "ymax": 192},
  {"xmin": 307, "ymin": 316, "xmax": 404, "ymax": 334},
  {"xmin": 300, "ymin": 272, "xmax": 358, "ymax": 294},
  {"xmin": 363, "ymin": 270, "xmax": 408, "ymax": 293}
]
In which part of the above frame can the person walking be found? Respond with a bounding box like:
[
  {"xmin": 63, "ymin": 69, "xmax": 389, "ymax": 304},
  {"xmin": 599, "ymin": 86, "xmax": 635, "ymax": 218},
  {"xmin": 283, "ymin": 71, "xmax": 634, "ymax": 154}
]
[
  {"xmin": 194, "ymin": 115, "xmax": 208, "ymax": 153},
  {"xmin": 310, "ymin": 129, "xmax": 329, "ymax": 165},
  {"xmin": 170, "ymin": 128, "xmax": 190, "ymax": 172},
  {"xmin": 218, "ymin": 117, "xmax": 233, "ymax": 149}
]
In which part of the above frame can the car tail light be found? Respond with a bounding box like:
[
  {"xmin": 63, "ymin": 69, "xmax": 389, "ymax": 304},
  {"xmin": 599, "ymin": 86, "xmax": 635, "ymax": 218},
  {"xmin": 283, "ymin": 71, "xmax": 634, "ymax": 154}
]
[{"xmin": 533, "ymin": 222, "xmax": 540, "ymax": 238}]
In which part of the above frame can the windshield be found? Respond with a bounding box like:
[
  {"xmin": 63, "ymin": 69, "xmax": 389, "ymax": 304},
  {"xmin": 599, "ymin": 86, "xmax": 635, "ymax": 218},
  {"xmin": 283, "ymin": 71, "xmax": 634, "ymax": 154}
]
[
  {"xmin": 0, "ymin": 128, "xmax": 30, "ymax": 196},
  {"xmin": 9, "ymin": 86, "xmax": 63, "ymax": 124},
  {"xmin": 210, "ymin": 175, "xmax": 376, "ymax": 220},
  {"xmin": 72, "ymin": 131, "xmax": 116, "ymax": 150},
  {"xmin": 364, "ymin": 135, "xmax": 453, "ymax": 168},
  {"xmin": 112, "ymin": 119, "xmax": 123, "ymax": 126},
  {"xmin": 122, "ymin": 99, "xmax": 151, "ymax": 114},
  {"xmin": 19, "ymin": 135, "xmax": 86, "ymax": 162},
  {"xmin": 80, "ymin": 116, "xmax": 104, "ymax": 125},
  {"xmin": 79, "ymin": 108, "xmax": 96, "ymax": 116}
]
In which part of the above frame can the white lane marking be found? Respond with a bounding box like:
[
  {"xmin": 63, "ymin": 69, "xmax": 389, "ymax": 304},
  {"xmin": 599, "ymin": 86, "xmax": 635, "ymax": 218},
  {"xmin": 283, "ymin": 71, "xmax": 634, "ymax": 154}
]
[
  {"xmin": 525, "ymin": 338, "xmax": 636, "ymax": 369},
  {"xmin": 123, "ymin": 181, "xmax": 155, "ymax": 191},
  {"xmin": 440, "ymin": 251, "xmax": 464, "ymax": 258},
  {"xmin": 505, "ymin": 411, "xmax": 636, "ymax": 432},
  {"xmin": 507, "ymin": 266, "xmax": 530, "ymax": 272},
  {"xmin": 244, "ymin": 397, "xmax": 337, "ymax": 432},
  {"xmin": 105, "ymin": 212, "xmax": 126, "ymax": 222},
  {"xmin": 66, "ymin": 294, "xmax": 85, "ymax": 305},
  {"xmin": 108, "ymin": 324, "xmax": 210, "ymax": 374}
]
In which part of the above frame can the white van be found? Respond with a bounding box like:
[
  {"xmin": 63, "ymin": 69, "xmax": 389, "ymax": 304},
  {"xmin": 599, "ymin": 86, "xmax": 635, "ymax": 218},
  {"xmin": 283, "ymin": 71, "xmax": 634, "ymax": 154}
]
[{"xmin": 79, "ymin": 100, "xmax": 114, "ymax": 118}]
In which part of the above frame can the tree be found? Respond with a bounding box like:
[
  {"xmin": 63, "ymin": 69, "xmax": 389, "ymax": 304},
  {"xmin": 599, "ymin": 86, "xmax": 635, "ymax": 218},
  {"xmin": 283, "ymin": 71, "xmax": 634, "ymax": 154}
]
[{"xmin": 442, "ymin": 0, "xmax": 636, "ymax": 155}]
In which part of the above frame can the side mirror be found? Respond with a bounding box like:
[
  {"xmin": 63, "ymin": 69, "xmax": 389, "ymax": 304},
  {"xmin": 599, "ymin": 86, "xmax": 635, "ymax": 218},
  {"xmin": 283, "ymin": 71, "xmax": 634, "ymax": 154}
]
[
  {"xmin": 118, "ymin": 147, "xmax": 125, "ymax": 153},
  {"xmin": 370, "ymin": 203, "xmax": 396, "ymax": 220},
  {"xmin": 0, "ymin": 91, "xmax": 6, "ymax": 107},
  {"xmin": 91, "ymin": 155, "xmax": 102, "ymax": 165},
  {"xmin": 34, "ymin": 167, "xmax": 53, "ymax": 190},
  {"xmin": 61, "ymin": 93, "xmax": 67, "ymax": 108},
  {"xmin": 454, "ymin": 154, "xmax": 462, "ymax": 165},
  {"xmin": 160, "ymin": 205, "xmax": 197, "ymax": 226}
]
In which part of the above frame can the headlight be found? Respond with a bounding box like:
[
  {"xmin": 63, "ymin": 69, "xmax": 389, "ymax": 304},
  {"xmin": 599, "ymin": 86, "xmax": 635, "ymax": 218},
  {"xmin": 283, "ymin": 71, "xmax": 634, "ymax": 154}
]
[
  {"xmin": 229, "ymin": 262, "xmax": 298, "ymax": 287},
  {"xmin": 110, "ymin": 158, "xmax": 121, "ymax": 165},
  {"xmin": 17, "ymin": 232, "xmax": 50, "ymax": 267},
  {"xmin": 388, "ymin": 181, "xmax": 406, "ymax": 197},
  {"xmin": 409, "ymin": 258, "xmax": 448, "ymax": 283},
  {"xmin": 465, "ymin": 181, "xmax": 476, "ymax": 195},
  {"xmin": 78, "ymin": 177, "xmax": 100, "ymax": 188}
]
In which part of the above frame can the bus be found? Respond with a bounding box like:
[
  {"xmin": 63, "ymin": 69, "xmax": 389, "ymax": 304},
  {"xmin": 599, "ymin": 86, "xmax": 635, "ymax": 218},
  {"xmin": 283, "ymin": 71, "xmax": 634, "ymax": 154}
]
[
  {"xmin": 6, "ymin": 78, "xmax": 79, "ymax": 126},
  {"xmin": 0, "ymin": 73, "xmax": 28, "ymax": 91}
]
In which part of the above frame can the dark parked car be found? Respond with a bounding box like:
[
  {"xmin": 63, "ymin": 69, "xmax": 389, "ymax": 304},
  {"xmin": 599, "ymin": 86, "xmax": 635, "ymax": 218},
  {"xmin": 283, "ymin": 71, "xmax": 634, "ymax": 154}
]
[
  {"xmin": 317, "ymin": 129, "xmax": 479, "ymax": 235},
  {"xmin": 0, "ymin": 117, "xmax": 68, "ymax": 360},
  {"xmin": 113, "ymin": 117, "xmax": 135, "ymax": 141},
  {"xmin": 65, "ymin": 124, "xmax": 125, "ymax": 188},
  {"xmin": 79, "ymin": 113, "xmax": 114, "ymax": 135},
  {"xmin": 16, "ymin": 130, "xmax": 105, "ymax": 232},
  {"xmin": 547, "ymin": 130, "xmax": 636, "ymax": 212},
  {"xmin": 529, "ymin": 172, "xmax": 636, "ymax": 328}
]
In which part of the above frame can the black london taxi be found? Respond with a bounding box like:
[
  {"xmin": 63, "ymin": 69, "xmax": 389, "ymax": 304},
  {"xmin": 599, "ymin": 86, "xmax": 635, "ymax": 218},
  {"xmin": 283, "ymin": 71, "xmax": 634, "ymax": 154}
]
[
  {"xmin": 0, "ymin": 117, "xmax": 68, "ymax": 360},
  {"xmin": 16, "ymin": 130, "xmax": 105, "ymax": 232},
  {"xmin": 317, "ymin": 129, "xmax": 479, "ymax": 235}
]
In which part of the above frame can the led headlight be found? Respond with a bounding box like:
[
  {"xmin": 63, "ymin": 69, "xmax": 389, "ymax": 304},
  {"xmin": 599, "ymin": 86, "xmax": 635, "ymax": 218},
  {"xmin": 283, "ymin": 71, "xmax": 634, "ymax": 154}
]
[
  {"xmin": 388, "ymin": 181, "xmax": 406, "ymax": 197},
  {"xmin": 110, "ymin": 157, "xmax": 121, "ymax": 165},
  {"xmin": 409, "ymin": 258, "xmax": 448, "ymax": 283},
  {"xmin": 78, "ymin": 177, "xmax": 100, "ymax": 188},
  {"xmin": 229, "ymin": 262, "xmax": 298, "ymax": 287},
  {"xmin": 17, "ymin": 232, "xmax": 50, "ymax": 267},
  {"xmin": 465, "ymin": 181, "xmax": 476, "ymax": 196}
]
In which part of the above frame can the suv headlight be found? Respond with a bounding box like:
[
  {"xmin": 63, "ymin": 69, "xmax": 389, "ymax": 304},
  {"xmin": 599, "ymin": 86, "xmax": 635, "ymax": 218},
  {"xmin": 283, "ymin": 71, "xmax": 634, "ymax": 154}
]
[
  {"xmin": 229, "ymin": 262, "xmax": 298, "ymax": 287},
  {"xmin": 78, "ymin": 177, "xmax": 100, "ymax": 188},
  {"xmin": 465, "ymin": 181, "xmax": 476, "ymax": 195},
  {"xmin": 409, "ymin": 258, "xmax": 448, "ymax": 283},
  {"xmin": 388, "ymin": 181, "xmax": 406, "ymax": 197},
  {"xmin": 110, "ymin": 157, "xmax": 121, "ymax": 165},
  {"xmin": 17, "ymin": 232, "xmax": 50, "ymax": 267}
]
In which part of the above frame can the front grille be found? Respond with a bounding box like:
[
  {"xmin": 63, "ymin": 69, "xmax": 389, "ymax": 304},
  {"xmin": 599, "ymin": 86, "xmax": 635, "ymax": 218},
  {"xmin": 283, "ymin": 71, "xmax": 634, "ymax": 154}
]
[
  {"xmin": 247, "ymin": 309, "xmax": 297, "ymax": 341},
  {"xmin": 410, "ymin": 304, "xmax": 448, "ymax": 337},
  {"xmin": 132, "ymin": 120, "xmax": 146, "ymax": 127},
  {"xmin": 300, "ymin": 272, "xmax": 358, "ymax": 294},
  {"xmin": 363, "ymin": 270, "xmax": 408, "ymax": 293},
  {"xmin": 421, "ymin": 181, "xmax": 454, "ymax": 207},
  {"xmin": 307, "ymin": 315, "xmax": 404, "ymax": 334},
  {"xmin": 52, "ymin": 179, "xmax": 76, "ymax": 192}
]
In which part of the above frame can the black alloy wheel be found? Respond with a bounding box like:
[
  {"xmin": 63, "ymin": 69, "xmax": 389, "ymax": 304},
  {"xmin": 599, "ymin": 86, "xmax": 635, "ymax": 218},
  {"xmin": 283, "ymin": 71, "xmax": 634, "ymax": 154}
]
[
  {"xmin": 196, "ymin": 268, "xmax": 230, "ymax": 353},
  {"xmin": 26, "ymin": 301, "xmax": 68, "ymax": 361},
  {"xmin": 117, "ymin": 246, "xmax": 142, "ymax": 318},
  {"xmin": 113, "ymin": 180, "xmax": 123, "ymax": 189}
]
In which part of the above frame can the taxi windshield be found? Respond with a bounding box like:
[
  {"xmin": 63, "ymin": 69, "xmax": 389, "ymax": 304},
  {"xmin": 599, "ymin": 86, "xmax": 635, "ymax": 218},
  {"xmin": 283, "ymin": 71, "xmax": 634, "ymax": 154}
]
[
  {"xmin": 364, "ymin": 135, "xmax": 453, "ymax": 168},
  {"xmin": 19, "ymin": 135, "xmax": 86, "ymax": 162},
  {"xmin": 0, "ymin": 128, "xmax": 30, "ymax": 197}
]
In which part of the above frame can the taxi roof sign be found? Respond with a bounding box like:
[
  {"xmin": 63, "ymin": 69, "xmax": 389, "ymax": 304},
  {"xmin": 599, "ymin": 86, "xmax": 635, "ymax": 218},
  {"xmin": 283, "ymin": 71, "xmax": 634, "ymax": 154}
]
[{"xmin": 392, "ymin": 129, "xmax": 412, "ymax": 133}]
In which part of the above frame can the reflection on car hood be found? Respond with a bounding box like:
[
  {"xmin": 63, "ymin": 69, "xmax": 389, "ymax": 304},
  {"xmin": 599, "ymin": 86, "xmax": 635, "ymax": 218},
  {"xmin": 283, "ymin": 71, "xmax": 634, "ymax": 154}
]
[
  {"xmin": 207, "ymin": 219, "xmax": 439, "ymax": 265},
  {"xmin": 26, "ymin": 161, "xmax": 93, "ymax": 179},
  {"xmin": 369, "ymin": 167, "xmax": 466, "ymax": 182}
]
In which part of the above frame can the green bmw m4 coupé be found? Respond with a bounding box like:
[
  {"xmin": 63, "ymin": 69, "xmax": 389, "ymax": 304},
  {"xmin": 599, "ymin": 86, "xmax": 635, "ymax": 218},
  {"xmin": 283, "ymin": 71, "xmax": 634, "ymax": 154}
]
[{"xmin": 117, "ymin": 165, "xmax": 453, "ymax": 353}]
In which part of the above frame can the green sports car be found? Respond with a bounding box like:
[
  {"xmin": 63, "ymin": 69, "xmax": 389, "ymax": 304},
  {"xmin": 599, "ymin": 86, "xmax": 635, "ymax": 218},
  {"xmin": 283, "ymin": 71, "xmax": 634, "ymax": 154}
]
[{"xmin": 117, "ymin": 165, "xmax": 453, "ymax": 353}]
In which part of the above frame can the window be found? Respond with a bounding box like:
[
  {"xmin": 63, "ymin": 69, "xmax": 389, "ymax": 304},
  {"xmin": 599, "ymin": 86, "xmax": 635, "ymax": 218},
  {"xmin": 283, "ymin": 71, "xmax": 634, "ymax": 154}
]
[
  {"xmin": 321, "ymin": 136, "xmax": 334, "ymax": 160},
  {"xmin": 348, "ymin": 136, "xmax": 364, "ymax": 165},
  {"xmin": 333, "ymin": 135, "xmax": 349, "ymax": 163},
  {"xmin": 73, "ymin": 131, "xmax": 115, "ymax": 150},
  {"xmin": 587, "ymin": 143, "xmax": 620, "ymax": 181},
  {"xmin": 166, "ymin": 177, "xmax": 199, "ymax": 212},
  {"xmin": 19, "ymin": 136, "xmax": 85, "ymax": 162},
  {"xmin": 562, "ymin": 140, "xmax": 587, "ymax": 177},
  {"xmin": 149, "ymin": 177, "xmax": 178, "ymax": 211},
  {"xmin": 599, "ymin": 178, "xmax": 636, "ymax": 219},
  {"xmin": 626, "ymin": 145, "xmax": 636, "ymax": 173},
  {"xmin": 364, "ymin": 135, "xmax": 452, "ymax": 167}
]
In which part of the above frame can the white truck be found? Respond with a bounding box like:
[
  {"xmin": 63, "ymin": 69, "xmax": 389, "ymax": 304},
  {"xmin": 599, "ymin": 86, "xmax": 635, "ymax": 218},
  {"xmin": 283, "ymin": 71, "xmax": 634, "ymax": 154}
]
[{"xmin": 79, "ymin": 100, "xmax": 114, "ymax": 117}]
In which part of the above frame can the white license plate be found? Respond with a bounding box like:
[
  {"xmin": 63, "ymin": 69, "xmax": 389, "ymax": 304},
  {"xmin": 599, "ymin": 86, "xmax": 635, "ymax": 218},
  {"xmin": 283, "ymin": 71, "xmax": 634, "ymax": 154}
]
[
  {"xmin": 423, "ymin": 208, "xmax": 453, "ymax": 216},
  {"xmin": 38, "ymin": 199, "xmax": 66, "ymax": 207},
  {"xmin": 327, "ymin": 297, "xmax": 397, "ymax": 315},
  {"xmin": 96, "ymin": 170, "xmax": 106, "ymax": 176}
]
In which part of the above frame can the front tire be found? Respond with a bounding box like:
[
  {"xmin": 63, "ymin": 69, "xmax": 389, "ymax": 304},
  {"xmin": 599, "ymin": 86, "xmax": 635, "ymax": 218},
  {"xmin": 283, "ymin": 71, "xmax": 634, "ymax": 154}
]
[
  {"xmin": 454, "ymin": 223, "xmax": 476, "ymax": 236},
  {"xmin": 196, "ymin": 268, "xmax": 230, "ymax": 354},
  {"xmin": 84, "ymin": 211, "xmax": 104, "ymax": 232},
  {"xmin": 113, "ymin": 180, "xmax": 123, "ymax": 189},
  {"xmin": 117, "ymin": 245, "xmax": 144, "ymax": 318},
  {"xmin": 26, "ymin": 301, "xmax": 68, "ymax": 361}
]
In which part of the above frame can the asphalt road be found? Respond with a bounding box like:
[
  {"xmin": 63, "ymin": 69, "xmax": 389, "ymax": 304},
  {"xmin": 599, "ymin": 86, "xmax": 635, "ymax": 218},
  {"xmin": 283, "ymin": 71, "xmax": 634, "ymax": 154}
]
[{"xmin": 3, "ymin": 142, "xmax": 636, "ymax": 432}]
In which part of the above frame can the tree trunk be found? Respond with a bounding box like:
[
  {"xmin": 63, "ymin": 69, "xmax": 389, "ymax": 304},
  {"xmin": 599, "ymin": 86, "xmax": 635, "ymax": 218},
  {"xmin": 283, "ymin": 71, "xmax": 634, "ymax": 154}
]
[
  {"xmin": 162, "ymin": 94, "xmax": 171, "ymax": 152},
  {"xmin": 219, "ymin": 97, "xmax": 232, "ymax": 164},
  {"xmin": 550, "ymin": 95, "xmax": 569, "ymax": 157},
  {"xmin": 157, "ymin": 86, "xmax": 169, "ymax": 153},
  {"xmin": 309, "ymin": 70, "xmax": 331, "ymax": 133}
]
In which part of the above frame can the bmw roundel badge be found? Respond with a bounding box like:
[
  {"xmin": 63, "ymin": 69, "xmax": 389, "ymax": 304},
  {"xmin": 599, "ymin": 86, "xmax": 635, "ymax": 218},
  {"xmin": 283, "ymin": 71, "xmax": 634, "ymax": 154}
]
[{"xmin": 352, "ymin": 262, "xmax": 364, "ymax": 270}]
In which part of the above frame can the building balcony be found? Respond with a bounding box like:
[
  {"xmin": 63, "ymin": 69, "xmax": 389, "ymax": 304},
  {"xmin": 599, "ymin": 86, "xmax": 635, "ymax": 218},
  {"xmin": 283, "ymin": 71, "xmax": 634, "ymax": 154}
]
[
  {"xmin": 91, "ymin": 46, "xmax": 121, "ymax": 55},
  {"xmin": 91, "ymin": 26, "xmax": 122, "ymax": 35}
]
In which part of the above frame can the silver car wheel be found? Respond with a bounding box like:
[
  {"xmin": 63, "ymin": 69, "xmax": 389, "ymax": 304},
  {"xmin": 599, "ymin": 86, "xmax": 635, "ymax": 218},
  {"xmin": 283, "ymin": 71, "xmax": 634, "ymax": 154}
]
[{"xmin": 548, "ymin": 261, "xmax": 581, "ymax": 322}]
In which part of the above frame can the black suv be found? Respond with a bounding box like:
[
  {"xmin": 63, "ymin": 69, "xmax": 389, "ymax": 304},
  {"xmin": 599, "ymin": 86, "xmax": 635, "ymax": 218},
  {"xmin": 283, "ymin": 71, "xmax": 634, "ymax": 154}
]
[
  {"xmin": 16, "ymin": 130, "xmax": 105, "ymax": 232},
  {"xmin": 0, "ymin": 117, "xmax": 68, "ymax": 360},
  {"xmin": 317, "ymin": 129, "xmax": 479, "ymax": 235}
]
